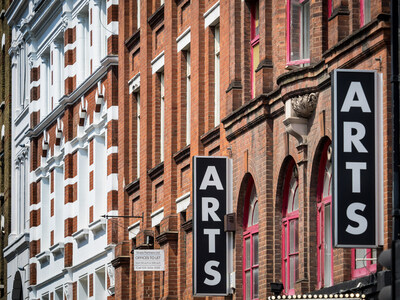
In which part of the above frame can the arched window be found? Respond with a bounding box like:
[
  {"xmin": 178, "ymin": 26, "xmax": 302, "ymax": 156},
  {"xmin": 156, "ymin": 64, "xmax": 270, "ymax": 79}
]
[
  {"xmin": 317, "ymin": 142, "xmax": 333, "ymax": 288},
  {"xmin": 243, "ymin": 178, "xmax": 259, "ymax": 300},
  {"xmin": 282, "ymin": 161, "xmax": 299, "ymax": 295}
]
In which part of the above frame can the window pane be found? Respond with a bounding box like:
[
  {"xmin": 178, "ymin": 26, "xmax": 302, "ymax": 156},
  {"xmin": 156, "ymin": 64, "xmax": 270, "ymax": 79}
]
[
  {"xmin": 301, "ymin": 1, "xmax": 310, "ymax": 60},
  {"xmin": 290, "ymin": 219, "xmax": 299, "ymax": 253},
  {"xmin": 252, "ymin": 202, "xmax": 259, "ymax": 226},
  {"xmin": 324, "ymin": 204, "xmax": 332, "ymax": 286},
  {"xmin": 290, "ymin": 255, "xmax": 295, "ymax": 289},
  {"xmin": 253, "ymin": 267, "xmax": 259, "ymax": 298},
  {"xmin": 246, "ymin": 271, "xmax": 251, "ymax": 299},
  {"xmin": 253, "ymin": 233, "xmax": 259, "ymax": 265},
  {"xmin": 355, "ymin": 249, "xmax": 367, "ymax": 269},
  {"xmin": 255, "ymin": 3, "xmax": 259, "ymax": 36},
  {"xmin": 363, "ymin": 0, "xmax": 371, "ymax": 24},
  {"xmin": 246, "ymin": 238, "xmax": 251, "ymax": 268},
  {"xmin": 323, "ymin": 160, "xmax": 332, "ymax": 198},
  {"xmin": 290, "ymin": 0, "xmax": 301, "ymax": 61}
]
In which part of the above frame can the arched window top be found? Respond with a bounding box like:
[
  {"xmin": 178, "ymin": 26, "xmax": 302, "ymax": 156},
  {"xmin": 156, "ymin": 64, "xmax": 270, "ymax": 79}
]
[
  {"xmin": 323, "ymin": 156, "xmax": 332, "ymax": 199},
  {"xmin": 243, "ymin": 178, "xmax": 258, "ymax": 229},
  {"xmin": 317, "ymin": 142, "xmax": 332, "ymax": 201},
  {"xmin": 283, "ymin": 161, "xmax": 299, "ymax": 216},
  {"xmin": 247, "ymin": 184, "xmax": 258, "ymax": 228}
]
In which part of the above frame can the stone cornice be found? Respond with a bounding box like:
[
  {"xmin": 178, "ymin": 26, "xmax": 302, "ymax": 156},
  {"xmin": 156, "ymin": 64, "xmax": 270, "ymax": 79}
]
[
  {"xmin": 155, "ymin": 231, "xmax": 178, "ymax": 245},
  {"xmin": 125, "ymin": 178, "xmax": 140, "ymax": 196},
  {"xmin": 173, "ymin": 144, "xmax": 190, "ymax": 165},
  {"xmin": 125, "ymin": 29, "xmax": 140, "ymax": 51},
  {"xmin": 147, "ymin": 162, "xmax": 164, "ymax": 181},
  {"xmin": 148, "ymin": 4, "xmax": 164, "ymax": 29},
  {"xmin": 111, "ymin": 256, "xmax": 130, "ymax": 268},
  {"xmin": 200, "ymin": 126, "xmax": 220, "ymax": 147},
  {"xmin": 181, "ymin": 219, "xmax": 192, "ymax": 232}
]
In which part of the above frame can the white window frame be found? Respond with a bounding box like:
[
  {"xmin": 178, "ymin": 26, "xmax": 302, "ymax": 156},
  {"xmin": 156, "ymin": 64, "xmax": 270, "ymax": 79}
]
[
  {"xmin": 160, "ymin": 72, "xmax": 165, "ymax": 162},
  {"xmin": 186, "ymin": 51, "xmax": 191, "ymax": 145},
  {"xmin": 214, "ymin": 24, "xmax": 220, "ymax": 126}
]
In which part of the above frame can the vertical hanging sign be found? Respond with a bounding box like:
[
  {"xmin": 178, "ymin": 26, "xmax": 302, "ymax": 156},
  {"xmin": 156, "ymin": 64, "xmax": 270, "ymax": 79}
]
[
  {"xmin": 332, "ymin": 69, "xmax": 382, "ymax": 248},
  {"xmin": 193, "ymin": 156, "xmax": 232, "ymax": 296}
]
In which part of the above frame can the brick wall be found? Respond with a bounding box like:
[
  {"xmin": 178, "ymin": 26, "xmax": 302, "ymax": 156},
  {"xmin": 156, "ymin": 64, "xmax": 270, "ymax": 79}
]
[{"xmin": 119, "ymin": 0, "xmax": 392, "ymax": 298}]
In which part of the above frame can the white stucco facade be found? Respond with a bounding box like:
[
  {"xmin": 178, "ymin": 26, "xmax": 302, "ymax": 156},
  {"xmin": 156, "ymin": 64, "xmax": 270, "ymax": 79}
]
[{"xmin": 5, "ymin": 1, "xmax": 118, "ymax": 299}]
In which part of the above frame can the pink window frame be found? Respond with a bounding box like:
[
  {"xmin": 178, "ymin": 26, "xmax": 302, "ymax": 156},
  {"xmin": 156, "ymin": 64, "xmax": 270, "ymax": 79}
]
[
  {"xmin": 328, "ymin": 0, "xmax": 333, "ymax": 18},
  {"xmin": 243, "ymin": 178, "xmax": 259, "ymax": 300},
  {"xmin": 286, "ymin": 0, "xmax": 310, "ymax": 66},
  {"xmin": 360, "ymin": 0, "xmax": 367, "ymax": 26},
  {"xmin": 316, "ymin": 142, "xmax": 333, "ymax": 289},
  {"xmin": 351, "ymin": 249, "xmax": 377, "ymax": 278},
  {"xmin": 281, "ymin": 161, "xmax": 299, "ymax": 295},
  {"xmin": 250, "ymin": 0, "xmax": 260, "ymax": 99}
]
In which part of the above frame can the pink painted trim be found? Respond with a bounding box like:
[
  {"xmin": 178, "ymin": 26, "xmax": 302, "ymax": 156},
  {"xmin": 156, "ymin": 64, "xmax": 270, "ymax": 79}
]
[
  {"xmin": 316, "ymin": 142, "xmax": 333, "ymax": 289},
  {"xmin": 286, "ymin": 0, "xmax": 291, "ymax": 63},
  {"xmin": 250, "ymin": 1, "xmax": 259, "ymax": 99},
  {"xmin": 351, "ymin": 249, "xmax": 377, "ymax": 279},
  {"xmin": 286, "ymin": 0, "xmax": 310, "ymax": 66},
  {"xmin": 328, "ymin": 0, "xmax": 333, "ymax": 18},
  {"xmin": 243, "ymin": 177, "xmax": 255, "ymax": 228},
  {"xmin": 360, "ymin": 0, "xmax": 365, "ymax": 26},
  {"xmin": 282, "ymin": 160, "xmax": 299, "ymax": 295},
  {"xmin": 242, "ymin": 178, "xmax": 259, "ymax": 300}
]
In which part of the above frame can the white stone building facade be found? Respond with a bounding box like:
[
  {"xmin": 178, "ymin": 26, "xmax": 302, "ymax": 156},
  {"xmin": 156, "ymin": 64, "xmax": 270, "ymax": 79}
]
[{"xmin": 4, "ymin": 0, "xmax": 120, "ymax": 299}]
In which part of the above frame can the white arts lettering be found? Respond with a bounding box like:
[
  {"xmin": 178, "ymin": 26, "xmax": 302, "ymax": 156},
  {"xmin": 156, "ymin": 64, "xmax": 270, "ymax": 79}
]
[
  {"xmin": 204, "ymin": 229, "xmax": 220, "ymax": 253},
  {"xmin": 204, "ymin": 261, "xmax": 221, "ymax": 286},
  {"xmin": 202, "ymin": 197, "xmax": 221, "ymax": 222},
  {"xmin": 345, "ymin": 203, "xmax": 368, "ymax": 235},
  {"xmin": 345, "ymin": 162, "xmax": 367, "ymax": 193},
  {"xmin": 343, "ymin": 122, "xmax": 368, "ymax": 153},
  {"xmin": 341, "ymin": 82, "xmax": 371, "ymax": 113},
  {"xmin": 199, "ymin": 166, "xmax": 224, "ymax": 190}
]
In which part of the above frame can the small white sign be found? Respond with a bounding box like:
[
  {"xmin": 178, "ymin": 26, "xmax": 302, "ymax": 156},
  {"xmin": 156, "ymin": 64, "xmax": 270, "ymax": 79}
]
[{"xmin": 133, "ymin": 250, "xmax": 165, "ymax": 271}]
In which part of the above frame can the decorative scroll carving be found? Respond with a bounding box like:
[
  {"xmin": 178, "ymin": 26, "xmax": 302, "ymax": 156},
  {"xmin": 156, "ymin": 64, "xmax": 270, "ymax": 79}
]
[{"xmin": 291, "ymin": 92, "xmax": 318, "ymax": 118}]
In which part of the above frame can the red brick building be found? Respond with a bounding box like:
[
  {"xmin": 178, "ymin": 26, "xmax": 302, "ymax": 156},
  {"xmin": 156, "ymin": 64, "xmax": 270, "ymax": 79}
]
[{"xmin": 118, "ymin": 0, "xmax": 392, "ymax": 299}]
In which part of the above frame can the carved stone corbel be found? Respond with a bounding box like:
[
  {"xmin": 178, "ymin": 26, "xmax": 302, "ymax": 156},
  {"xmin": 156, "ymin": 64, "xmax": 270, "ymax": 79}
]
[{"xmin": 283, "ymin": 92, "xmax": 318, "ymax": 146}]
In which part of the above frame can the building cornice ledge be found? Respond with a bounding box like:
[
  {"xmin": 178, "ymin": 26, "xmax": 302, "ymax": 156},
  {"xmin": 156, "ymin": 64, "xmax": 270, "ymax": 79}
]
[
  {"xmin": 148, "ymin": 4, "xmax": 164, "ymax": 29},
  {"xmin": 200, "ymin": 126, "xmax": 220, "ymax": 147},
  {"xmin": 156, "ymin": 231, "xmax": 178, "ymax": 245},
  {"xmin": 125, "ymin": 178, "xmax": 140, "ymax": 195},
  {"xmin": 147, "ymin": 162, "xmax": 164, "ymax": 181},
  {"xmin": 173, "ymin": 145, "xmax": 190, "ymax": 165},
  {"xmin": 28, "ymin": 55, "xmax": 118, "ymax": 138},
  {"xmin": 3, "ymin": 232, "xmax": 29, "ymax": 262},
  {"xmin": 111, "ymin": 256, "xmax": 130, "ymax": 268}
]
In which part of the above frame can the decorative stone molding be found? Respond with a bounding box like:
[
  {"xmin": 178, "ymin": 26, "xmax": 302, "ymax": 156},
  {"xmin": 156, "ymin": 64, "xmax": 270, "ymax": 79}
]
[
  {"xmin": 79, "ymin": 97, "xmax": 88, "ymax": 127},
  {"xmin": 107, "ymin": 264, "xmax": 115, "ymax": 295},
  {"xmin": 42, "ymin": 130, "xmax": 49, "ymax": 157},
  {"xmin": 291, "ymin": 92, "xmax": 318, "ymax": 118},
  {"xmin": 64, "ymin": 283, "xmax": 72, "ymax": 300},
  {"xmin": 283, "ymin": 92, "xmax": 318, "ymax": 146},
  {"xmin": 95, "ymin": 82, "xmax": 105, "ymax": 112},
  {"xmin": 55, "ymin": 118, "xmax": 63, "ymax": 146}
]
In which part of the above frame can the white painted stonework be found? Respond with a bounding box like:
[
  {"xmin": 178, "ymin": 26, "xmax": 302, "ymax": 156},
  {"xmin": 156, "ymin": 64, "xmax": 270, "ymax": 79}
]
[{"xmin": 5, "ymin": 1, "xmax": 118, "ymax": 299}]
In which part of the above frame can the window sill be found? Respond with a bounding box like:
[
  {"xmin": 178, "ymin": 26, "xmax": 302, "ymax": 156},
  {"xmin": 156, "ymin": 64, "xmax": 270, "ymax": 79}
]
[
  {"xmin": 89, "ymin": 218, "xmax": 106, "ymax": 234},
  {"xmin": 72, "ymin": 228, "xmax": 89, "ymax": 243},
  {"xmin": 50, "ymin": 242, "xmax": 64, "ymax": 256},
  {"xmin": 36, "ymin": 250, "xmax": 51, "ymax": 264}
]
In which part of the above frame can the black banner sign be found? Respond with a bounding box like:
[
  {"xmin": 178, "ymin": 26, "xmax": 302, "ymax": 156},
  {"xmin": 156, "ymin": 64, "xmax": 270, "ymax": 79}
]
[
  {"xmin": 333, "ymin": 69, "xmax": 378, "ymax": 247},
  {"xmin": 193, "ymin": 156, "xmax": 230, "ymax": 296}
]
